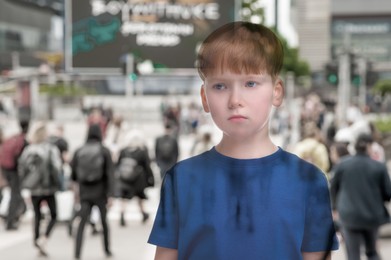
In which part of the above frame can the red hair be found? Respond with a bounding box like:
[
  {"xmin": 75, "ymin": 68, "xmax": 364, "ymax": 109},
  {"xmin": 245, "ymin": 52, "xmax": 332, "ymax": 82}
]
[{"xmin": 197, "ymin": 22, "xmax": 284, "ymax": 81}]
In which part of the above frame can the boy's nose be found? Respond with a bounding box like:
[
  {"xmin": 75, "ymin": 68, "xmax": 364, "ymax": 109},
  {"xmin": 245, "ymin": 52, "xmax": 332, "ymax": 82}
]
[{"xmin": 228, "ymin": 89, "xmax": 242, "ymax": 109}]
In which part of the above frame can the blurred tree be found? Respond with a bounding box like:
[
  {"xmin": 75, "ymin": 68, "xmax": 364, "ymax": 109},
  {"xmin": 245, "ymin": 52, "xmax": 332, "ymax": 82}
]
[
  {"xmin": 273, "ymin": 29, "xmax": 310, "ymax": 78},
  {"xmin": 373, "ymin": 79, "xmax": 391, "ymax": 97},
  {"xmin": 240, "ymin": 1, "xmax": 310, "ymax": 78},
  {"xmin": 241, "ymin": 0, "xmax": 265, "ymax": 24}
]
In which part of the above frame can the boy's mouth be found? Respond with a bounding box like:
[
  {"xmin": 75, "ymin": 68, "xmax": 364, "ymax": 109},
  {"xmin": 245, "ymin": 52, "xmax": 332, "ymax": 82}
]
[{"xmin": 228, "ymin": 115, "xmax": 247, "ymax": 121}]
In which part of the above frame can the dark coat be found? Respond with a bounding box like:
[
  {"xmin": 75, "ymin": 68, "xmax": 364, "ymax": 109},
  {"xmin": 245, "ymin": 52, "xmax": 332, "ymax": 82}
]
[
  {"xmin": 116, "ymin": 146, "xmax": 154, "ymax": 197},
  {"xmin": 71, "ymin": 124, "xmax": 114, "ymax": 201},
  {"xmin": 330, "ymin": 153, "xmax": 391, "ymax": 229}
]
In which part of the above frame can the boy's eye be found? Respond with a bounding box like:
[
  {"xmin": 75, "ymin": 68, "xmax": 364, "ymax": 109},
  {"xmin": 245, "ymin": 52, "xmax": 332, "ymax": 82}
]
[
  {"xmin": 213, "ymin": 83, "xmax": 226, "ymax": 90},
  {"xmin": 245, "ymin": 81, "xmax": 257, "ymax": 88}
]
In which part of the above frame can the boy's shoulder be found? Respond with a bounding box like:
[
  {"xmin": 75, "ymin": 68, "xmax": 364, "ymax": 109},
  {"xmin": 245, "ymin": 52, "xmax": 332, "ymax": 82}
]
[
  {"xmin": 168, "ymin": 148, "xmax": 326, "ymax": 185},
  {"xmin": 177, "ymin": 149, "xmax": 211, "ymax": 166},
  {"xmin": 176, "ymin": 147, "xmax": 312, "ymax": 166},
  {"xmin": 176, "ymin": 147, "xmax": 314, "ymax": 168}
]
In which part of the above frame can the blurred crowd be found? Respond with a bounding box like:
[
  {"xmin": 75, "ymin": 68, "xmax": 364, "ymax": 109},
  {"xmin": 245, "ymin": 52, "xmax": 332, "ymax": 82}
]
[
  {"xmin": 0, "ymin": 97, "xmax": 216, "ymax": 259},
  {"xmin": 0, "ymin": 92, "xmax": 390, "ymax": 259},
  {"xmin": 283, "ymin": 93, "xmax": 390, "ymax": 260}
]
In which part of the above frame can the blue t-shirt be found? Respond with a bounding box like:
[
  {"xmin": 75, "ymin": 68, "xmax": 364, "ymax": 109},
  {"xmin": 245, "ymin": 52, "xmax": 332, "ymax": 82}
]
[{"xmin": 148, "ymin": 147, "xmax": 339, "ymax": 259}]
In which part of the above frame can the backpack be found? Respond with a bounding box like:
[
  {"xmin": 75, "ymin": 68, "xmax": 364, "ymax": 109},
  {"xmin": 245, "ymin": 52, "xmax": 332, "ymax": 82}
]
[
  {"xmin": 76, "ymin": 143, "xmax": 104, "ymax": 184},
  {"xmin": 21, "ymin": 150, "xmax": 52, "ymax": 190},
  {"xmin": 157, "ymin": 136, "xmax": 176, "ymax": 161},
  {"xmin": 0, "ymin": 135, "xmax": 26, "ymax": 170},
  {"xmin": 117, "ymin": 156, "xmax": 144, "ymax": 183}
]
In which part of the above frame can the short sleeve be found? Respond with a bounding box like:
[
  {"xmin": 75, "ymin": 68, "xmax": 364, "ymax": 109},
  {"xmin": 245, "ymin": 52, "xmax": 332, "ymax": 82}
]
[
  {"xmin": 148, "ymin": 170, "xmax": 178, "ymax": 249},
  {"xmin": 302, "ymin": 169, "xmax": 339, "ymax": 252}
]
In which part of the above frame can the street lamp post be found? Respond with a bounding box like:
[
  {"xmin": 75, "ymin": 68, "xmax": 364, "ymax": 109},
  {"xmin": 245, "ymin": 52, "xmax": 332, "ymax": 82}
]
[
  {"xmin": 337, "ymin": 52, "xmax": 350, "ymax": 128},
  {"xmin": 358, "ymin": 58, "xmax": 367, "ymax": 111},
  {"xmin": 125, "ymin": 53, "xmax": 134, "ymax": 97}
]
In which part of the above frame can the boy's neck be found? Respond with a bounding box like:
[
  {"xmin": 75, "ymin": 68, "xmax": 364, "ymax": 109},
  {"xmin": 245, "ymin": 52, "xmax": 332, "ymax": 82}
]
[{"xmin": 215, "ymin": 137, "xmax": 278, "ymax": 159}]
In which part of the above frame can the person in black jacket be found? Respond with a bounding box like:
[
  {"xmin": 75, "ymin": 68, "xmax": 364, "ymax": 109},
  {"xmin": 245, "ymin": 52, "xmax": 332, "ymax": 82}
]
[
  {"xmin": 71, "ymin": 124, "xmax": 114, "ymax": 259},
  {"xmin": 331, "ymin": 133, "xmax": 391, "ymax": 260},
  {"xmin": 154, "ymin": 123, "xmax": 179, "ymax": 179},
  {"xmin": 116, "ymin": 130, "xmax": 154, "ymax": 226}
]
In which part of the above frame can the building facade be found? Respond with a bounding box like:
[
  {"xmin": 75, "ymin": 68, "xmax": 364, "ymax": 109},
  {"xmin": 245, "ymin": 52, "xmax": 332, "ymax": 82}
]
[
  {"xmin": 294, "ymin": 0, "xmax": 331, "ymax": 74},
  {"xmin": 293, "ymin": 0, "xmax": 391, "ymax": 81},
  {"xmin": 0, "ymin": 0, "xmax": 62, "ymax": 70},
  {"xmin": 331, "ymin": 0, "xmax": 391, "ymax": 78}
]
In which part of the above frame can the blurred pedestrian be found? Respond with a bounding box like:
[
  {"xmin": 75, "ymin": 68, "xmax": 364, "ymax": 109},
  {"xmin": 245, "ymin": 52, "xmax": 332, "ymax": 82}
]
[
  {"xmin": 369, "ymin": 122, "xmax": 386, "ymax": 163},
  {"xmin": 190, "ymin": 125, "xmax": 214, "ymax": 156},
  {"xmin": 0, "ymin": 120, "xmax": 29, "ymax": 230},
  {"xmin": 0, "ymin": 97, "xmax": 8, "ymax": 119},
  {"xmin": 292, "ymin": 121, "xmax": 330, "ymax": 173},
  {"xmin": 330, "ymin": 133, "xmax": 391, "ymax": 260},
  {"xmin": 71, "ymin": 124, "xmax": 114, "ymax": 259},
  {"xmin": 328, "ymin": 142, "xmax": 350, "ymax": 180},
  {"xmin": 116, "ymin": 130, "xmax": 155, "ymax": 226},
  {"xmin": 154, "ymin": 123, "xmax": 179, "ymax": 179},
  {"xmin": 328, "ymin": 141, "xmax": 351, "ymax": 237},
  {"xmin": 163, "ymin": 104, "xmax": 180, "ymax": 138},
  {"xmin": 87, "ymin": 107, "xmax": 109, "ymax": 138},
  {"xmin": 104, "ymin": 114, "xmax": 127, "ymax": 163},
  {"xmin": 0, "ymin": 127, "xmax": 6, "ymax": 204},
  {"xmin": 47, "ymin": 124, "xmax": 69, "ymax": 191},
  {"xmin": 18, "ymin": 122, "xmax": 62, "ymax": 256}
]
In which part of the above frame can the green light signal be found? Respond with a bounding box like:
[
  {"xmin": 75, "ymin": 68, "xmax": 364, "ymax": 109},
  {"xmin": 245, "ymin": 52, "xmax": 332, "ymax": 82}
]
[
  {"xmin": 128, "ymin": 73, "xmax": 138, "ymax": 81},
  {"xmin": 328, "ymin": 74, "xmax": 338, "ymax": 85},
  {"xmin": 352, "ymin": 75, "xmax": 361, "ymax": 87}
]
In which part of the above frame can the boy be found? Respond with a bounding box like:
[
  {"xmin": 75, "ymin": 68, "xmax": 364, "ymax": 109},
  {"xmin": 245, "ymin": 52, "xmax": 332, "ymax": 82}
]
[{"xmin": 148, "ymin": 22, "xmax": 338, "ymax": 260}]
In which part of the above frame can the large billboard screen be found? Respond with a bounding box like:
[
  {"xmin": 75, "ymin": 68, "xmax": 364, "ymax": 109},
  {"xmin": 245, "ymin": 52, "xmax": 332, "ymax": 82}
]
[{"xmin": 65, "ymin": 0, "xmax": 237, "ymax": 73}]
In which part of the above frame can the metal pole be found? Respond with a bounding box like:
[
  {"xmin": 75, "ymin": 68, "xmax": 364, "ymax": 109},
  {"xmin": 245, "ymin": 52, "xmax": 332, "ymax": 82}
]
[
  {"xmin": 337, "ymin": 53, "xmax": 350, "ymax": 128},
  {"xmin": 125, "ymin": 53, "xmax": 134, "ymax": 97},
  {"xmin": 11, "ymin": 52, "xmax": 20, "ymax": 70},
  {"xmin": 358, "ymin": 58, "xmax": 367, "ymax": 112}
]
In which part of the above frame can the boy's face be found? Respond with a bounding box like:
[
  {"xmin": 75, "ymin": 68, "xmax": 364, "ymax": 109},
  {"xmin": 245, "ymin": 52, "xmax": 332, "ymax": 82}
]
[{"xmin": 200, "ymin": 70, "xmax": 284, "ymax": 140}]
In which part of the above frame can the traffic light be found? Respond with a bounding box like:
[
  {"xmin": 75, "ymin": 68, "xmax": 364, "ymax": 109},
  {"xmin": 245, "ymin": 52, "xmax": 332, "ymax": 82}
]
[
  {"xmin": 325, "ymin": 61, "xmax": 338, "ymax": 86},
  {"xmin": 121, "ymin": 53, "xmax": 140, "ymax": 81},
  {"xmin": 129, "ymin": 71, "xmax": 138, "ymax": 81},
  {"xmin": 350, "ymin": 54, "xmax": 361, "ymax": 87}
]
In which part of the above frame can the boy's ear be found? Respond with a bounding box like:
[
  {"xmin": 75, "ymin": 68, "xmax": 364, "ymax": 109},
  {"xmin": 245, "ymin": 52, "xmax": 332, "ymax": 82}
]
[
  {"xmin": 272, "ymin": 79, "xmax": 284, "ymax": 107},
  {"xmin": 200, "ymin": 85, "xmax": 210, "ymax": 113}
]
